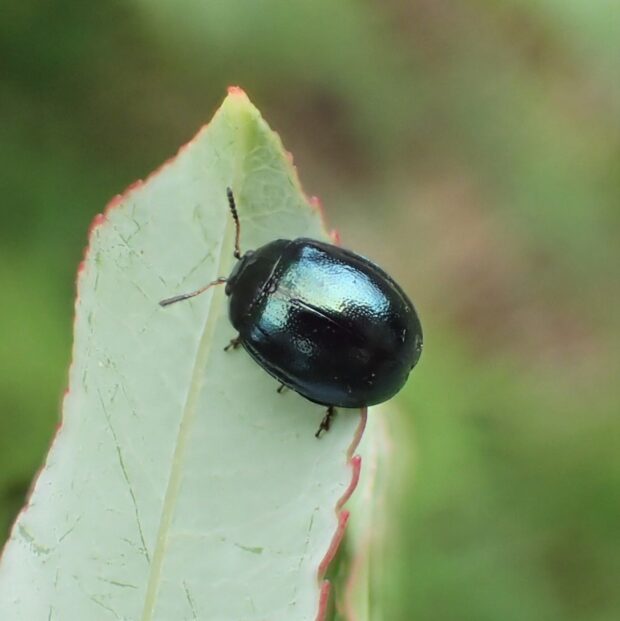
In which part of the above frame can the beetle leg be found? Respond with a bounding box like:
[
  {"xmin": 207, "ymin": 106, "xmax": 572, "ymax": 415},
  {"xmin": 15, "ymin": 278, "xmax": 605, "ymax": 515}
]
[
  {"xmin": 315, "ymin": 406, "xmax": 336, "ymax": 438},
  {"xmin": 224, "ymin": 336, "xmax": 242, "ymax": 352},
  {"xmin": 276, "ymin": 383, "xmax": 288, "ymax": 394}
]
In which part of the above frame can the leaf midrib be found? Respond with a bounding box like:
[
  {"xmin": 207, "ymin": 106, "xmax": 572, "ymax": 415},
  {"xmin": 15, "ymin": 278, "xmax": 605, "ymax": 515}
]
[{"xmin": 140, "ymin": 205, "xmax": 234, "ymax": 621}]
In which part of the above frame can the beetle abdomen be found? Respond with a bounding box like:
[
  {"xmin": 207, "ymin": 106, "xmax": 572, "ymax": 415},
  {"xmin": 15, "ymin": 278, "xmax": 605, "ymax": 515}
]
[{"xmin": 234, "ymin": 239, "xmax": 422, "ymax": 408}]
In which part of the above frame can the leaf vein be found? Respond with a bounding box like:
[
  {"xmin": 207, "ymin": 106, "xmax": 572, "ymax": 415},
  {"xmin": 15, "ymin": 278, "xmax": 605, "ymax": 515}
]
[{"xmin": 139, "ymin": 199, "xmax": 233, "ymax": 621}]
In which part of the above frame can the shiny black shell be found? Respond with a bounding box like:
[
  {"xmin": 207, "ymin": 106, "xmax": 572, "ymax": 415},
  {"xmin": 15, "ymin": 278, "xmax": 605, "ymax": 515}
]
[{"xmin": 225, "ymin": 238, "xmax": 422, "ymax": 408}]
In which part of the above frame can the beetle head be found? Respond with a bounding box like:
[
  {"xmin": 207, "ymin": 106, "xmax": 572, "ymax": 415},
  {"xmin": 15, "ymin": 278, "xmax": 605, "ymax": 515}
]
[{"xmin": 225, "ymin": 250, "xmax": 255, "ymax": 296}]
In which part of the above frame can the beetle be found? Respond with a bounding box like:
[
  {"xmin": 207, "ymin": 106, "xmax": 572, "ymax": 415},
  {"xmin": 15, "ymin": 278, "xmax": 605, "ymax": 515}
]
[{"xmin": 160, "ymin": 188, "xmax": 423, "ymax": 437}]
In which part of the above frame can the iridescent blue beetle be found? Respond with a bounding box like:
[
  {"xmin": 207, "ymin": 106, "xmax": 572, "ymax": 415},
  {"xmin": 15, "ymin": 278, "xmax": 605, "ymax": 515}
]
[{"xmin": 160, "ymin": 189, "xmax": 423, "ymax": 436}]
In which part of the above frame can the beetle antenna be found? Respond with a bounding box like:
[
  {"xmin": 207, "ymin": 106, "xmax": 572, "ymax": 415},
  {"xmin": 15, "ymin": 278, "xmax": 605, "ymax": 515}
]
[
  {"xmin": 159, "ymin": 277, "xmax": 227, "ymax": 307},
  {"xmin": 226, "ymin": 187, "xmax": 242, "ymax": 260}
]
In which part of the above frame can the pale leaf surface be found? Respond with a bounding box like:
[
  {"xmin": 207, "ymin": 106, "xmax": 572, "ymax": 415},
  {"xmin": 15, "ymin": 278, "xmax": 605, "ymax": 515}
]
[{"xmin": 0, "ymin": 89, "xmax": 363, "ymax": 621}]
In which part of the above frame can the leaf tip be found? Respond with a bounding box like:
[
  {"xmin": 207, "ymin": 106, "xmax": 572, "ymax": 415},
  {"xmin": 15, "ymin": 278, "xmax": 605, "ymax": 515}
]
[{"xmin": 227, "ymin": 85, "xmax": 247, "ymax": 98}]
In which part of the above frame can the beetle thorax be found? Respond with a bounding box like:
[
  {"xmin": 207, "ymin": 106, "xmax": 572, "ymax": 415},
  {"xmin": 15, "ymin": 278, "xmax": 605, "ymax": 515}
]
[{"xmin": 226, "ymin": 239, "xmax": 291, "ymax": 332}]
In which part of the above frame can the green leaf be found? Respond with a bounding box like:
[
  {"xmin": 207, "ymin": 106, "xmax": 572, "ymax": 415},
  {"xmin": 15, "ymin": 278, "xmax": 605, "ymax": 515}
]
[{"xmin": 0, "ymin": 89, "xmax": 365, "ymax": 621}]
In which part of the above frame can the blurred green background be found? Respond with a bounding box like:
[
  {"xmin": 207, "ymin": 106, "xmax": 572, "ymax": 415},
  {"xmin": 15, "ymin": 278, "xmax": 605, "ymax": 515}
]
[{"xmin": 2, "ymin": 1, "xmax": 619, "ymax": 619}]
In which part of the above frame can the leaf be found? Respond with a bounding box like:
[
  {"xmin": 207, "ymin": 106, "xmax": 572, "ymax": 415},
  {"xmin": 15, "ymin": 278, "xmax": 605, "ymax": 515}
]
[
  {"xmin": 0, "ymin": 88, "xmax": 365, "ymax": 621},
  {"xmin": 333, "ymin": 411, "xmax": 392, "ymax": 621}
]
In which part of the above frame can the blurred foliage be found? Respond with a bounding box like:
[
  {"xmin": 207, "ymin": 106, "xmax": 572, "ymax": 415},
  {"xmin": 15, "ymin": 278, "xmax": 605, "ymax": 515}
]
[{"xmin": 1, "ymin": 1, "xmax": 619, "ymax": 619}]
